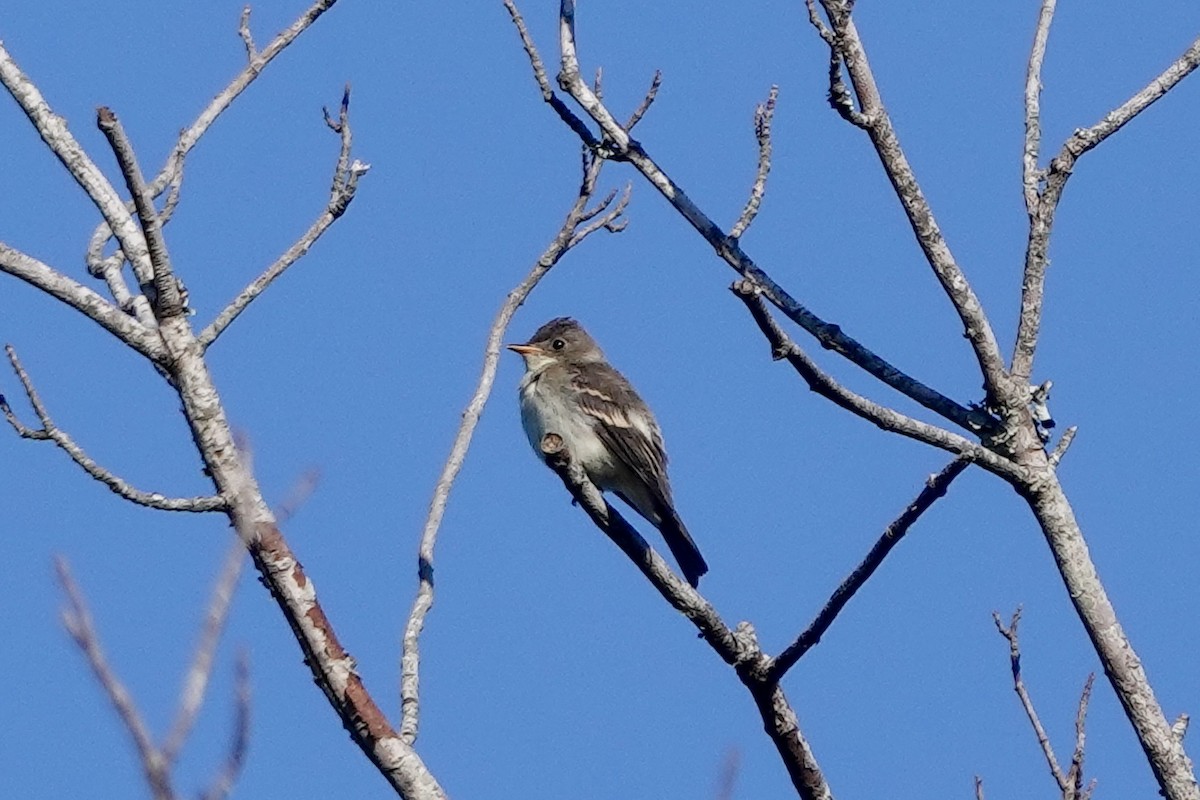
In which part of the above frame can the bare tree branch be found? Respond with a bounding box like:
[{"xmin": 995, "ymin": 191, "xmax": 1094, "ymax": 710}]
[
  {"xmin": 1048, "ymin": 425, "xmax": 1077, "ymax": 468},
  {"xmin": 769, "ymin": 458, "xmax": 970, "ymax": 681},
  {"xmin": 625, "ymin": 70, "xmax": 662, "ymax": 131},
  {"xmin": 400, "ymin": 149, "xmax": 629, "ymax": 745},
  {"xmin": 0, "ymin": 243, "xmax": 166, "ymax": 360},
  {"xmin": 199, "ymin": 650, "xmax": 252, "ymax": 800},
  {"xmin": 503, "ymin": 0, "xmax": 600, "ymax": 148},
  {"xmin": 1, "ymin": 346, "xmax": 227, "ymax": 512},
  {"xmin": 506, "ymin": 0, "xmax": 997, "ymax": 436},
  {"xmin": 814, "ymin": 1, "xmax": 1012, "ymax": 402},
  {"xmin": 730, "ymin": 85, "xmax": 778, "ymax": 240},
  {"xmin": 0, "ymin": 42, "xmax": 158, "ymax": 326},
  {"xmin": 730, "ymin": 280, "xmax": 1021, "ymax": 479},
  {"xmin": 806, "ymin": 2, "xmax": 869, "ymax": 129},
  {"xmin": 1022, "ymin": 0, "xmax": 1057, "ymax": 214},
  {"xmin": 1067, "ymin": 674, "xmax": 1096, "ymax": 799},
  {"xmin": 85, "ymin": 0, "xmax": 345, "ymax": 273},
  {"xmin": 55, "ymin": 557, "xmax": 177, "ymax": 800},
  {"xmin": 508, "ymin": 4, "xmax": 1200, "ymax": 798},
  {"xmin": 2, "ymin": 5, "xmax": 446, "ymax": 797},
  {"xmin": 198, "ymin": 88, "xmax": 369, "ymax": 348},
  {"xmin": 807, "ymin": 9, "xmax": 1200, "ymax": 794},
  {"xmin": 1011, "ymin": 30, "xmax": 1200, "ymax": 383},
  {"xmin": 974, "ymin": 775, "xmax": 985, "ymax": 800},
  {"xmin": 992, "ymin": 607, "xmax": 1069, "ymax": 793},
  {"xmin": 539, "ymin": 432, "xmax": 832, "ymax": 800},
  {"xmin": 97, "ymin": 107, "xmax": 187, "ymax": 318},
  {"xmin": 238, "ymin": 6, "xmax": 258, "ymax": 60},
  {"xmin": 162, "ymin": 539, "xmax": 246, "ymax": 764}
]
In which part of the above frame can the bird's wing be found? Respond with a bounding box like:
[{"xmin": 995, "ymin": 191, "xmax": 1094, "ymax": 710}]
[{"xmin": 571, "ymin": 364, "xmax": 674, "ymax": 505}]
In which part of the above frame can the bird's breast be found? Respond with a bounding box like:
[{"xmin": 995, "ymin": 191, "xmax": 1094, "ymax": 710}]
[{"xmin": 518, "ymin": 372, "xmax": 614, "ymax": 478}]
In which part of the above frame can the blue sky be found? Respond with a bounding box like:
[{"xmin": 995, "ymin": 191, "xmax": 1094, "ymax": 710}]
[{"xmin": 2, "ymin": 1, "xmax": 1198, "ymax": 798}]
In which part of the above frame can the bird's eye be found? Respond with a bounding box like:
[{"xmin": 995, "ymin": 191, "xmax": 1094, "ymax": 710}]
[{"xmin": 551, "ymin": 338, "xmax": 566, "ymax": 351}]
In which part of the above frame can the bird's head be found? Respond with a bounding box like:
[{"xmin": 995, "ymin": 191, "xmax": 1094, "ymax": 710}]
[{"xmin": 507, "ymin": 317, "xmax": 605, "ymax": 371}]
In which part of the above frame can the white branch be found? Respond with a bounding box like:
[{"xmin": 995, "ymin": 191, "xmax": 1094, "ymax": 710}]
[
  {"xmin": 0, "ymin": 42, "xmax": 157, "ymax": 325},
  {"xmin": 0, "ymin": 243, "xmax": 165, "ymax": 361},
  {"xmin": 1, "ymin": 346, "xmax": 225, "ymax": 512},
  {"xmin": 198, "ymin": 89, "xmax": 369, "ymax": 349},
  {"xmin": 84, "ymin": 0, "xmax": 345, "ymax": 275}
]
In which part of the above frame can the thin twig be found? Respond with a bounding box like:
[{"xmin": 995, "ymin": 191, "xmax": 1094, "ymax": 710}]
[
  {"xmin": 625, "ymin": 70, "xmax": 662, "ymax": 131},
  {"xmin": 84, "ymin": 0, "xmax": 344, "ymax": 271},
  {"xmin": 238, "ymin": 6, "xmax": 257, "ymax": 60},
  {"xmin": 162, "ymin": 538, "xmax": 246, "ymax": 763},
  {"xmin": 506, "ymin": 0, "xmax": 997, "ymax": 436},
  {"xmin": 503, "ymin": 0, "xmax": 599, "ymax": 148},
  {"xmin": 1066, "ymin": 673, "xmax": 1096, "ymax": 799},
  {"xmin": 768, "ymin": 457, "xmax": 970, "ymax": 680},
  {"xmin": 730, "ymin": 86, "xmax": 778, "ymax": 240},
  {"xmin": 1048, "ymin": 425, "xmax": 1077, "ymax": 468},
  {"xmin": 805, "ymin": 0, "xmax": 835, "ymax": 47},
  {"xmin": 56, "ymin": 557, "xmax": 176, "ymax": 800},
  {"xmin": 199, "ymin": 650, "xmax": 252, "ymax": 800},
  {"xmin": 1022, "ymin": 0, "xmax": 1057, "ymax": 213},
  {"xmin": 1, "ymin": 346, "xmax": 227, "ymax": 512},
  {"xmin": 808, "ymin": 2, "xmax": 869, "ymax": 128},
  {"xmin": 974, "ymin": 775, "xmax": 986, "ymax": 800},
  {"xmin": 568, "ymin": 183, "xmax": 631, "ymax": 246},
  {"xmin": 198, "ymin": 90, "xmax": 369, "ymax": 348},
  {"xmin": 400, "ymin": 149, "xmax": 629, "ymax": 745},
  {"xmin": 96, "ymin": 107, "xmax": 186, "ymax": 318},
  {"xmin": 992, "ymin": 607, "xmax": 1068, "ymax": 793},
  {"xmin": 730, "ymin": 281, "xmax": 1021, "ymax": 479}
]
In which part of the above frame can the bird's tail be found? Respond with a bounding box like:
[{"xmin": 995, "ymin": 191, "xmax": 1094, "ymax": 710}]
[{"xmin": 658, "ymin": 509, "xmax": 709, "ymax": 588}]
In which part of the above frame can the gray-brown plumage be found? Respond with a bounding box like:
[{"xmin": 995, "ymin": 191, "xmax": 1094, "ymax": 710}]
[{"xmin": 508, "ymin": 317, "xmax": 708, "ymax": 586}]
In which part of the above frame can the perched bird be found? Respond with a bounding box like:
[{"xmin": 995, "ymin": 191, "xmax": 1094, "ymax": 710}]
[{"xmin": 507, "ymin": 317, "xmax": 708, "ymax": 586}]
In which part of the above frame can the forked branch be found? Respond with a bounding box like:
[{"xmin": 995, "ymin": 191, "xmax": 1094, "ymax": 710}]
[
  {"xmin": 992, "ymin": 607, "xmax": 1096, "ymax": 799},
  {"xmin": 811, "ymin": 0, "xmax": 1011, "ymax": 401},
  {"xmin": 85, "ymin": 0, "xmax": 345, "ymax": 279},
  {"xmin": 1011, "ymin": 24, "xmax": 1200, "ymax": 384},
  {"xmin": 56, "ymin": 551, "xmax": 254, "ymax": 800},
  {"xmin": 540, "ymin": 433, "xmax": 832, "ymax": 800},
  {"xmin": 0, "ymin": 42, "xmax": 157, "ymax": 327},
  {"xmin": 0, "ymin": 243, "xmax": 165, "ymax": 360},
  {"xmin": 730, "ymin": 281, "xmax": 1020, "ymax": 479},
  {"xmin": 506, "ymin": 0, "xmax": 997, "ymax": 437}
]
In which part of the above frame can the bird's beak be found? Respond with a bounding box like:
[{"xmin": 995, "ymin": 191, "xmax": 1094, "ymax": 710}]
[{"xmin": 506, "ymin": 344, "xmax": 541, "ymax": 356}]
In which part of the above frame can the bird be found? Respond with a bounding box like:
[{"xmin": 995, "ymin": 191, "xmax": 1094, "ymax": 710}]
[{"xmin": 507, "ymin": 317, "xmax": 708, "ymax": 586}]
